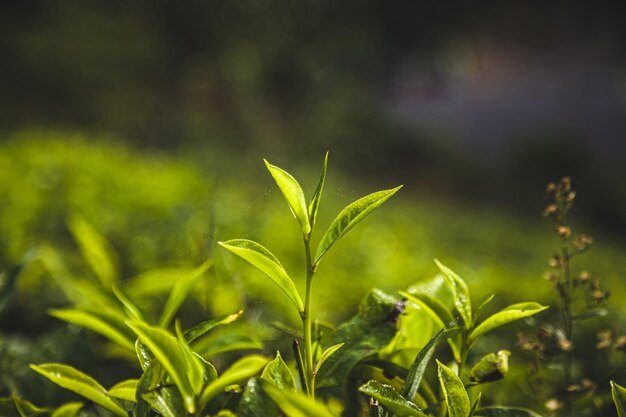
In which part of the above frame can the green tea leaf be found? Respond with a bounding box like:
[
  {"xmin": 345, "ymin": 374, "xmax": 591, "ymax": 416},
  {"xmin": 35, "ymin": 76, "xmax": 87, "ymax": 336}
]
[
  {"xmin": 159, "ymin": 259, "xmax": 212, "ymax": 327},
  {"xmin": 29, "ymin": 364, "xmax": 127, "ymax": 417},
  {"xmin": 612, "ymin": 381, "xmax": 626, "ymax": 417},
  {"xmin": 402, "ymin": 322, "xmax": 461, "ymax": 401},
  {"xmin": 435, "ymin": 260, "xmax": 472, "ymax": 329},
  {"xmin": 315, "ymin": 186, "xmax": 402, "ymax": 264},
  {"xmin": 49, "ymin": 307, "xmax": 135, "ymax": 351},
  {"xmin": 359, "ymin": 380, "xmax": 427, "ymax": 417},
  {"xmin": 135, "ymin": 363, "xmax": 160, "ymax": 417},
  {"xmin": 475, "ymin": 406, "xmax": 543, "ymax": 417},
  {"xmin": 0, "ymin": 396, "xmax": 49, "ymax": 417},
  {"xmin": 112, "ymin": 284, "xmax": 144, "ymax": 321},
  {"xmin": 316, "ymin": 289, "xmax": 402, "ymax": 389},
  {"xmin": 469, "ymin": 302, "xmax": 548, "ymax": 344},
  {"xmin": 404, "ymin": 274, "xmax": 456, "ymax": 324},
  {"xmin": 238, "ymin": 378, "xmax": 276, "ymax": 417},
  {"xmin": 308, "ymin": 151, "xmax": 328, "ymax": 230},
  {"xmin": 142, "ymin": 386, "xmax": 185, "ymax": 417},
  {"xmin": 109, "ymin": 379, "xmax": 138, "ymax": 402},
  {"xmin": 469, "ymin": 351, "xmax": 510, "ymax": 384},
  {"xmin": 67, "ymin": 213, "xmax": 118, "ymax": 287},
  {"xmin": 175, "ymin": 321, "xmax": 206, "ymax": 395},
  {"xmin": 51, "ymin": 402, "xmax": 83, "ymax": 417},
  {"xmin": 199, "ymin": 355, "xmax": 270, "ymax": 408},
  {"xmin": 125, "ymin": 320, "xmax": 197, "ymax": 413},
  {"xmin": 264, "ymin": 159, "xmax": 311, "ymax": 235},
  {"xmin": 125, "ymin": 266, "xmax": 199, "ymax": 297},
  {"xmin": 314, "ymin": 343, "xmax": 344, "ymax": 376},
  {"xmin": 195, "ymin": 334, "xmax": 263, "ymax": 357},
  {"xmin": 184, "ymin": 310, "xmax": 244, "ymax": 344},
  {"xmin": 219, "ymin": 239, "xmax": 304, "ymax": 312},
  {"xmin": 262, "ymin": 351, "xmax": 296, "ymax": 391},
  {"xmin": 437, "ymin": 360, "xmax": 470, "ymax": 417},
  {"xmin": 264, "ymin": 384, "xmax": 337, "ymax": 417}
]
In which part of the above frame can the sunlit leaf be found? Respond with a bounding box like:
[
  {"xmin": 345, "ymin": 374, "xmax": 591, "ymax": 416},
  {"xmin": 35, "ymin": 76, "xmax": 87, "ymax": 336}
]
[
  {"xmin": 125, "ymin": 320, "xmax": 197, "ymax": 413},
  {"xmin": 142, "ymin": 386, "xmax": 184, "ymax": 417},
  {"xmin": 175, "ymin": 321, "xmax": 206, "ymax": 395},
  {"xmin": 612, "ymin": 381, "xmax": 626, "ymax": 417},
  {"xmin": 219, "ymin": 239, "xmax": 303, "ymax": 312},
  {"xmin": 475, "ymin": 406, "xmax": 543, "ymax": 417},
  {"xmin": 308, "ymin": 151, "xmax": 328, "ymax": 230},
  {"xmin": 29, "ymin": 364, "xmax": 127, "ymax": 417},
  {"xmin": 437, "ymin": 360, "xmax": 470, "ymax": 417},
  {"xmin": 262, "ymin": 351, "xmax": 296, "ymax": 391},
  {"xmin": 125, "ymin": 266, "xmax": 200, "ymax": 297},
  {"xmin": 435, "ymin": 260, "xmax": 472, "ymax": 329},
  {"xmin": 112, "ymin": 284, "xmax": 144, "ymax": 321},
  {"xmin": 314, "ymin": 343, "xmax": 344, "ymax": 376},
  {"xmin": 194, "ymin": 334, "xmax": 263, "ymax": 357},
  {"xmin": 109, "ymin": 379, "xmax": 138, "ymax": 402},
  {"xmin": 265, "ymin": 159, "xmax": 311, "ymax": 235},
  {"xmin": 199, "ymin": 355, "xmax": 270, "ymax": 408},
  {"xmin": 469, "ymin": 302, "xmax": 548, "ymax": 344},
  {"xmin": 49, "ymin": 307, "xmax": 135, "ymax": 351},
  {"xmin": 402, "ymin": 322, "xmax": 461, "ymax": 401},
  {"xmin": 264, "ymin": 384, "xmax": 337, "ymax": 417},
  {"xmin": 50, "ymin": 402, "xmax": 83, "ymax": 417},
  {"xmin": 404, "ymin": 274, "xmax": 456, "ymax": 324},
  {"xmin": 67, "ymin": 213, "xmax": 118, "ymax": 287},
  {"xmin": 315, "ymin": 186, "xmax": 402, "ymax": 264},
  {"xmin": 159, "ymin": 259, "xmax": 212, "ymax": 327},
  {"xmin": 184, "ymin": 310, "xmax": 244, "ymax": 344},
  {"xmin": 359, "ymin": 380, "xmax": 427, "ymax": 417},
  {"xmin": 469, "ymin": 351, "xmax": 510, "ymax": 384}
]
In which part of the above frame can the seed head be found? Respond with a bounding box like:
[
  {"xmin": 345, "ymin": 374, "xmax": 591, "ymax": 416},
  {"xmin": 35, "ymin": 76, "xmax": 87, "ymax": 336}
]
[
  {"xmin": 556, "ymin": 225, "xmax": 571, "ymax": 238},
  {"xmin": 543, "ymin": 204, "xmax": 558, "ymax": 217}
]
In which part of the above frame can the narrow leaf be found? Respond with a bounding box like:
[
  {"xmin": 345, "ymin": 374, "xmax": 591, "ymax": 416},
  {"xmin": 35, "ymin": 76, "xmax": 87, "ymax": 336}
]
[
  {"xmin": 125, "ymin": 320, "xmax": 197, "ymax": 413},
  {"xmin": 314, "ymin": 343, "xmax": 344, "ymax": 375},
  {"xmin": 159, "ymin": 259, "xmax": 212, "ymax": 327},
  {"xmin": 359, "ymin": 380, "xmax": 427, "ymax": 417},
  {"xmin": 195, "ymin": 334, "xmax": 263, "ymax": 357},
  {"xmin": 112, "ymin": 284, "xmax": 144, "ymax": 321},
  {"xmin": 29, "ymin": 364, "xmax": 127, "ymax": 417},
  {"xmin": 402, "ymin": 322, "xmax": 461, "ymax": 401},
  {"xmin": 265, "ymin": 159, "xmax": 311, "ymax": 235},
  {"xmin": 435, "ymin": 260, "xmax": 472, "ymax": 328},
  {"xmin": 469, "ymin": 302, "xmax": 548, "ymax": 344},
  {"xmin": 184, "ymin": 310, "xmax": 244, "ymax": 344},
  {"xmin": 475, "ymin": 406, "xmax": 543, "ymax": 417},
  {"xmin": 437, "ymin": 360, "xmax": 470, "ymax": 417},
  {"xmin": 109, "ymin": 379, "xmax": 138, "ymax": 402},
  {"xmin": 175, "ymin": 321, "xmax": 206, "ymax": 395},
  {"xmin": 264, "ymin": 384, "xmax": 337, "ymax": 417},
  {"xmin": 51, "ymin": 402, "xmax": 83, "ymax": 417},
  {"xmin": 219, "ymin": 239, "xmax": 304, "ymax": 312},
  {"xmin": 49, "ymin": 308, "xmax": 135, "ymax": 351},
  {"xmin": 67, "ymin": 213, "xmax": 118, "ymax": 287},
  {"xmin": 308, "ymin": 151, "xmax": 328, "ymax": 229},
  {"xmin": 315, "ymin": 186, "xmax": 402, "ymax": 264},
  {"xmin": 199, "ymin": 355, "xmax": 270, "ymax": 408},
  {"xmin": 612, "ymin": 381, "xmax": 626, "ymax": 417}
]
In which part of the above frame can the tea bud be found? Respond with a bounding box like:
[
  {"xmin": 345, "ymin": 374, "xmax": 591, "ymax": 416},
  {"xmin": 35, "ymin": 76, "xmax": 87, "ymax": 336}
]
[{"xmin": 469, "ymin": 350, "xmax": 510, "ymax": 383}]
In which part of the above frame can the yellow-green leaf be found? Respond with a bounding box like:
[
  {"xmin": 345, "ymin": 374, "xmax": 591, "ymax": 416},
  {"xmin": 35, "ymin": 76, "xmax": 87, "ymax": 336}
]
[
  {"xmin": 51, "ymin": 402, "xmax": 83, "ymax": 417},
  {"xmin": 264, "ymin": 159, "xmax": 311, "ymax": 235},
  {"xmin": 219, "ymin": 239, "xmax": 303, "ymax": 312},
  {"xmin": 315, "ymin": 186, "xmax": 402, "ymax": 265},
  {"xmin": 109, "ymin": 379, "xmax": 138, "ymax": 402},
  {"xmin": 435, "ymin": 260, "xmax": 472, "ymax": 329},
  {"xmin": 359, "ymin": 380, "xmax": 427, "ymax": 417},
  {"xmin": 469, "ymin": 302, "xmax": 548, "ymax": 344},
  {"xmin": 612, "ymin": 381, "xmax": 626, "ymax": 417},
  {"xmin": 175, "ymin": 321, "xmax": 206, "ymax": 395},
  {"xmin": 264, "ymin": 384, "xmax": 337, "ymax": 417},
  {"xmin": 30, "ymin": 364, "xmax": 126, "ymax": 417},
  {"xmin": 308, "ymin": 152, "xmax": 328, "ymax": 230},
  {"xmin": 437, "ymin": 360, "xmax": 470, "ymax": 417},
  {"xmin": 314, "ymin": 343, "xmax": 344, "ymax": 376},
  {"xmin": 184, "ymin": 310, "xmax": 243, "ymax": 344}
]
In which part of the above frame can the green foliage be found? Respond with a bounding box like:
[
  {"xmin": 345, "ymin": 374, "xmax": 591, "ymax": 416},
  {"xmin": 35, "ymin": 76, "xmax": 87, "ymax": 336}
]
[
  {"xmin": 437, "ymin": 360, "xmax": 470, "ymax": 417},
  {"xmin": 612, "ymin": 381, "xmax": 626, "ymax": 417},
  {"xmin": 359, "ymin": 380, "xmax": 426, "ymax": 417}
]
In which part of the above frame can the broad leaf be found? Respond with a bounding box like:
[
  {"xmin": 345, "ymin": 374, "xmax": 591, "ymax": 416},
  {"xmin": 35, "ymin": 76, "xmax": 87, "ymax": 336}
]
[
  {"xmin": 359, "ymin": 380, "xmax": 427, "ymax": 417},
  {"xmin": 314, "ymin": 343, "xmax": 344, "ymax": 375},
  {"xmin": 314, "ymin": 186, "xmax": 402, "ymax": 264},
  {"xmin": 469, "ymin": 302, "xmax": 548, "ymax": 344},
  {"xmin": 308, "ymin": 151, "xmax": 328, "ymax": 229},
  {"xmin": 67, "ymin": 213, "xmax": 118, "ymax": 287},
  {"xmin": 109, "ymin": 379, "xmax": 138, "ymax": 402},
  {"xmin": 29, "ymin": 364, "xmax": 127, "ymax": 417},
  {"xmin": 402, "ymin": 322, "xmax": 461, "ymax": 401},
  {"xmin": 404, "ymin": 274, "xmax": 456, "ymax": 324},
  {"xmin": 264, "ymin": 384, "xmax": 337, "ymax": 417},
  {"xmin": 262, "ymin": 351, "xmax": 296, "ymax": 391},
  {"xmin": 219, "ymin": 239, "xmax": 304, "ymax": 312},
  {"xmin": 437, "ymin": 360, "xmax": 470, "ymax": 417},
  {"xmin": 51, "ymin": 402, "xmax": 83, "ymax": 417},
  {"xmin": 612, "ymin": 381, "xmax": 626, "ymax": 417},
  {"xmin": 199, "ymin": 355, "xmax": 270, "ymax": 408},
  {"xmin": 125, "ymin": 320, "xmax": 197, "ymax": 413},
  {"xmin": 475, "ymin": 406, "xmax": 543, "ymax": 417},
  {"xmin": 435, "ymin": 260, "xmax": 472, "ymax": 328},
  {"xmin": 265, "ymin": 159, "xmax": 311, "ymax": 235},
  {"xmin": 159, "ymin": 260, "xmax": 212, "ymax": 327},
  {"xmin": 184, "ymin": 310, "xmax": 243, "ymax": 343},
  {"xmin": 49, "ymin": 307, "xmax": 135, "ymax": 351},
  {"xmin": 316, "ymin": 289, "xmax": 403, "ymax": 389}
]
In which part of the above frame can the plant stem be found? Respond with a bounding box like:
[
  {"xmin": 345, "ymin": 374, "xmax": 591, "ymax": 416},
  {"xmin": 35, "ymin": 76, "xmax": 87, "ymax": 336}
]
[
  {"xmin": 561, "ymin": 242, "xmax": 573, "ymax": 417},
  {"xmin": 303, "ymin": 237, "xmax": 315, "ymax": 398}
]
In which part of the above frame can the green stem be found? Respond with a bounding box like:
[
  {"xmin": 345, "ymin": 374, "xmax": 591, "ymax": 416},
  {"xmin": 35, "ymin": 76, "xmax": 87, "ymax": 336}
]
[
  {"xmin": 561, "ymin": 242, "xmax": 573, "ymax": 417},
  {"xmin": 303, "ymin": 237, "xmax": 315, "ymax": 398}
]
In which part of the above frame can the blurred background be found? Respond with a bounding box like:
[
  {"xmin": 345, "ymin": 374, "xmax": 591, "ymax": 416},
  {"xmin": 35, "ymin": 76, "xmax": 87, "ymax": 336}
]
[{"xmin": 1, "ymin": 0, "xmax": 625, "ymax": 412}]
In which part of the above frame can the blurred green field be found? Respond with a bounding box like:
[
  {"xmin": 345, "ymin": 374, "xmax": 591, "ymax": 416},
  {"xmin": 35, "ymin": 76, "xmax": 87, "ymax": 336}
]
[{"xmin": 1, "ymin": 130, "xmax": 625, "ymax": 411}]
